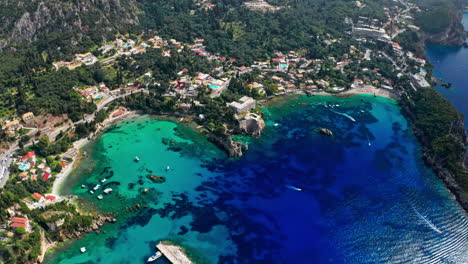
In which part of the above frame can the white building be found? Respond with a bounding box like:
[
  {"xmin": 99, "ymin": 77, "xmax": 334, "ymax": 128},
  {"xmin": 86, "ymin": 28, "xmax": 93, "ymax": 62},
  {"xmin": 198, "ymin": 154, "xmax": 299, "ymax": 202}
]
[{"xmin": 227, "ymin": 96, "xmax": 256, "ymax": 113}]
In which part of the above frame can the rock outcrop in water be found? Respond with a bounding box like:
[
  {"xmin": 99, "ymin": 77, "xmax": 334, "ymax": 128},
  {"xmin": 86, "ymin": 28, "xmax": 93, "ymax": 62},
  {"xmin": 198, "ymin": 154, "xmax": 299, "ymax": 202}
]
[
  {"xmin": 235, "ymin": 113, "xmax": 266, "ymax": 138},
  {"xmin": 208, "ymin": 134, "xmax": 247, "ymax": 158},
  {"xmin": 317, "ymin": 128, "xmax": 333, "ymax": 136}
]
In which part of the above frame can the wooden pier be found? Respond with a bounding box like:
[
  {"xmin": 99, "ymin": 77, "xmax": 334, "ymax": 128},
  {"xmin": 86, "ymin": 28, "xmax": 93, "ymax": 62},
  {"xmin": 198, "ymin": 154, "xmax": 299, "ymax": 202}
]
[{"xmin": 156, "ymin": 242, "xmax": 193, "ymax": 264}]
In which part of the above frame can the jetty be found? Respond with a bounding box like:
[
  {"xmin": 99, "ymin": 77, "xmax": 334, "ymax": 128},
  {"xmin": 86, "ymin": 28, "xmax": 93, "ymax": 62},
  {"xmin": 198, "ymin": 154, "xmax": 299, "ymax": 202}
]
[{"xmin": 156, "ymin": 242, "xmax": 193, "ymax": 264}]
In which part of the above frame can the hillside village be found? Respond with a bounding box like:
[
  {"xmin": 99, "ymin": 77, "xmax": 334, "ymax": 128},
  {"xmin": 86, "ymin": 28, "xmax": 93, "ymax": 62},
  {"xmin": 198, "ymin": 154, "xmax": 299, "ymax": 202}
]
[{"xmin": 0, "ymin": 0, "xmax": 458, "ymax": 262}]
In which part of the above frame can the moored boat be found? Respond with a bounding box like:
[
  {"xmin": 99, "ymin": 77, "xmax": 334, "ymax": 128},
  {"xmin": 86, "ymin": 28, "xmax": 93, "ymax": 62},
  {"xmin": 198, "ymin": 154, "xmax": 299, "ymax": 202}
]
[
  {"xmin": 135, "ymin": 156, "xmax": 140, "ymax": 162},
  {"xmin": 80, "ymin": 247, "xmax": 86, "ymax": 253},
  {"xmin": 147, "ymin": 251, "xmax": 162, "ymax": 262},
  {"xmin": 97, "ymin": 195, "xmax": 103, "ymax": 200},
  {"xmin": 103, "ymin": 188, "xmax": 113, "ymax": 194}
]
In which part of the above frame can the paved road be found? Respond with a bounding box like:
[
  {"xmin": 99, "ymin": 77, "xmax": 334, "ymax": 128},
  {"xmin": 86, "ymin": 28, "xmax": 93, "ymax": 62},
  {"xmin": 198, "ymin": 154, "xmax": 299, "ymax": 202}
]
[{"xmin": 0, "ymin": 88, "xmax": 149, "ymax": 188}]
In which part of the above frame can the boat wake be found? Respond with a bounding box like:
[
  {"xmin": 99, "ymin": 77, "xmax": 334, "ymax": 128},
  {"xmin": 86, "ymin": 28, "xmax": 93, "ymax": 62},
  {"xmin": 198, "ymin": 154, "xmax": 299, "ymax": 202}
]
[
  {"xmin": 366, "ymin": 134, "xmax": 371, "ymax": 146},
  {"xmin": 285, "ymin": 185, "xmax": 302, "ymax": 191},
  {"xmin": 330, "ymin": 109, "xmax": 356, "ymax": 122},
  {"xmin": 411, "ymin": 204, "xmax": 442, "ymax": 234}
]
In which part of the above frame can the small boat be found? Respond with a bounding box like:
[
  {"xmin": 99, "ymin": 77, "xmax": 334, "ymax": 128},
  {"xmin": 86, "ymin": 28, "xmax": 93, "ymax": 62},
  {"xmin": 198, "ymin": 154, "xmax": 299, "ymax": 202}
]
[
  {"xmin": 285, "ymin": 185, "xmax": 302, "ymax": 191},
  {"xmin": 274, "ymin": 123, "xmax": 279, "ymax": 127},
  {"xmin": 97, "ymin": 195, "xmax": 103, "ymax": 200},
  {"xmin": 101, "ymin": 178, "xmax": 107, "ymax": 183},
  {"xmin": 89, "ymin": 190, "xmax": 94, "ymax": 194},
  {"xmin": 147, "ymin": 251, "xmax": 162, "ymax": 262},
  {"xmin": 103, "ymin": 188, "xmax": 113, "ymax": 194},
  {"xmin": 81, "ymin": 184, "xmax": 86, "ymax": 189},
  {"xmin": 93, "ymin": 184, "xmax": 101, "ymax": 191},
  {"xmin": 80, "ymin": 247, "xmax": 86, "ymax": 253},
  {"xmin": 166, "ymin": 166, "xmax": 170, "ymax": 171},
  {"xmin": 135, "ymin": 156, "xmax": 140, "ymax": 162}
]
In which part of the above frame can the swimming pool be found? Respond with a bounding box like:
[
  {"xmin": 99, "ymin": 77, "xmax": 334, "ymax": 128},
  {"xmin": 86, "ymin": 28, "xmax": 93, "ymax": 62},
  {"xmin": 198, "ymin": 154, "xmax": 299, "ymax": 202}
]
[
  {"xmin": 95, "ymin": 95, "xmax": 102, "ymax": 99},
  {"xmin": 19, "ymin": 164, "xmax": 29, "ymax": 170},
  {"xmin": 209, "ymin": 84, "xmax": 219, "ymax": 89}
]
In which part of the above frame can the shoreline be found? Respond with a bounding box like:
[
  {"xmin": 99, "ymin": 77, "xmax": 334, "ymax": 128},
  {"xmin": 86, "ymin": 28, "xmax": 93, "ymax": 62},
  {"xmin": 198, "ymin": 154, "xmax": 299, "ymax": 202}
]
[
  {"xmin": 51, "ymin": 110, "xmax": 139, "ymax": 196},
  {"xmin": 49, "ymin": 89, "xmax": 396, "ymax": 196}
]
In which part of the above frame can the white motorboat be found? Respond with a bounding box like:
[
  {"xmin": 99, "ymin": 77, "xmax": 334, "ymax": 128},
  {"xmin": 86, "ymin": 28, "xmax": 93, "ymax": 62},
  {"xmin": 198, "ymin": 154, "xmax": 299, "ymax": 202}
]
[
  {"xmin": 80, "ymin": 247, "xmax": 86, "ymax": 253},
  {"xmin": 147, "ymin": 251, "xmax": 162, "ymax": 262},
  {"xmin": 103, "ymin": 188, "xmax": 113, "ymax": 194}
]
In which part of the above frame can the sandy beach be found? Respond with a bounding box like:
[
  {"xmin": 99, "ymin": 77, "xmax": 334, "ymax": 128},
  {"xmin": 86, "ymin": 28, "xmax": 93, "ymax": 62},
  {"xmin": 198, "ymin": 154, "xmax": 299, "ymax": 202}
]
[{"xmin": 51, "ymin": 110, "xmax": 138, "ymax": 196}]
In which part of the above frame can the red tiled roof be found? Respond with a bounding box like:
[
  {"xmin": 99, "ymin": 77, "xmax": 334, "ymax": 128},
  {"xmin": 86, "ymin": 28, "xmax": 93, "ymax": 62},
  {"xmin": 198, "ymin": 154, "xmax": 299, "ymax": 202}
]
[
  {"xmin": 68, "ymin": 133, "xmax": 76, "ymax": 138},
  {"xmin": 11, "ymin": 217, "xmax": 27, "ymax": 224},
  {"xmin": 32, "ymin": 193, "xmax": 44, "ymax": 200},
  {"xmin": 43, "ymin": 172, "xmax": 51, "ymax": 180},
  {"xmin": 10, "ymin": 222, "xmax": 26, "ymax": 228},
  {"xmin": 45, "ymin": 195, "xmax": 56, "ymax": 201},
  {"xmin": 113, "ymin": 109, "xmax": 125, "ymax": 117},
  {"xmin": 21, "ymin": 151, "xmax": 35, "ymax": 161}
]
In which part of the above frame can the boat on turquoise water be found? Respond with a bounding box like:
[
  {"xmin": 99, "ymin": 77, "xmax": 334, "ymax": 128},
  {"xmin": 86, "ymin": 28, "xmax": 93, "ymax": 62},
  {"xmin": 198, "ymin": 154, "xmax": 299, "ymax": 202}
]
[
  {"xmin": 285, "ymin": 185, "xmax": 302, "ymax": 191},
  {"xmin": 89, "ymin": 190, "xmax": 94, "ymax": 194},
  {"xmin": 80, "ymin": 247, "xmax": 86, "ymax": 253},
  {"xmin": 166, "ymin": 165, "xmax": 170, "ymax": 171},
  {"xmin": 97, "ymin": 195, "xmax": 103, "ymax": 200},
  {"xmin": 101, "ymin": 178, "xmax": 107, "ymax": 183},
  {"xmin": 135, "ymin": 156, "xmax": 140, "ymax": 162},
  {"xmin": 147, "ymin": 251, "xmax": 162, "ymax": 262},
  {"xmin": 103, "ymin": 188, "xmax": 112, "ymax": 194},
  {"xmin": 81, "ymin": 184, "xmax": 86, "ymax": 189},
  {"xmin": 93, "ymin": 184, "xmax": 101, "ymax": 191}
]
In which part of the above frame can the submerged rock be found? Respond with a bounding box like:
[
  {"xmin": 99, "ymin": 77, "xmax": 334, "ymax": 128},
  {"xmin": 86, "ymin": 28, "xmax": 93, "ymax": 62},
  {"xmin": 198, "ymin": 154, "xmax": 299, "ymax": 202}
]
[
  {"xmin": 317, "ymin": 128, "xmax": 333, "ymax": 136},
  {"xmin": 148, "ymin": 174, "xmax": 166, "ymax": 183}
]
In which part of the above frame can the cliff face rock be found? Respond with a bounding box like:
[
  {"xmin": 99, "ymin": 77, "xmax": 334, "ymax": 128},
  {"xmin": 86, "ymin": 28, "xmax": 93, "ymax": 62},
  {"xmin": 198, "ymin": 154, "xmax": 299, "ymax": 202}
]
[
  {"xmin": 0, "ymin": 0, "xmax": 139, "ymax": 44},
  {"xmin": 425, "ymin": 10, "xmax": 466, "ymax": 46},
  {"xmin": 209, "ymin": 134, "xmax": 247, "ymax": 158},
  {"xmin": 236, "ymin": 113, "xmax": 266, "ymax": 138}
]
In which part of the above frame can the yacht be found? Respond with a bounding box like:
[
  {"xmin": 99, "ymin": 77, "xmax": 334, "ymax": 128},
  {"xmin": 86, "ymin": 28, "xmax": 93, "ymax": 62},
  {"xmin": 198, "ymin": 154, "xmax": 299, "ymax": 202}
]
[
  {"xmin": 80, "ymin": 247, "xmax": 86, "ymax": 253},
  {"xmin": 103, "ymin": 188, "xmax": 113, "ymax": 194},
  {"xmin": 147, "ymin": 251, "xmax": 162, "ymax": 262},
  {"xmin": 101, "ymin": 178, "xmax": 107, "ymax": 183},
  {"xmin": 135, "ymin": 156, "xmax": 140, "ymax": 162},
  {"xmin": 93, "ymin": 184, "xmax": 101, "ymax": 191},
  {"xmin": 97, "ymin": 195, "xmax": 103, "ymax": 200}
]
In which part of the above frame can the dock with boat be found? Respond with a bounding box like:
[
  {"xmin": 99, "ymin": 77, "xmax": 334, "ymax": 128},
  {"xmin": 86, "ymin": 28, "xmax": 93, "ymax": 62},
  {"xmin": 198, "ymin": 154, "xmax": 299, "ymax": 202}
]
[{"xmin": 155, "ymin": 241, "xmax": 193, "ymax": 264}]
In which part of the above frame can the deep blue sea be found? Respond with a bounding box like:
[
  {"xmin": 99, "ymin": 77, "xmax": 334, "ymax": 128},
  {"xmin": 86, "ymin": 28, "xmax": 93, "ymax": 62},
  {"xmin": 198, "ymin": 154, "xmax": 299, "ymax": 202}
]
[
  {"xmin": 45, "ymin": 95, "xmax": 468, "ymax": 264},
  {"xmin": 426, "ymin": 13, "xmax": 468, "ymax": 130}
]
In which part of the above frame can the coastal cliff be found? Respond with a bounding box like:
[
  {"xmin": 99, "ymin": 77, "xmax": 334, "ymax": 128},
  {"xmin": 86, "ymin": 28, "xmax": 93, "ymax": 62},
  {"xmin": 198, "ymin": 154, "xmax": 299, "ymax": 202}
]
[
  {"xmin": 424, "ymin": 9, "xmax": 466, "ymax": 46},
  {"xmin": 208, "ymin": 134, "xmax": 247, "ymax": 158},
  {"xmin": 234, "ymin": 113, "xmax": 266, "ymax": 138},
  {"xmin": 400, "ymin": 90, "xmax": 468, "ymax": 212}
]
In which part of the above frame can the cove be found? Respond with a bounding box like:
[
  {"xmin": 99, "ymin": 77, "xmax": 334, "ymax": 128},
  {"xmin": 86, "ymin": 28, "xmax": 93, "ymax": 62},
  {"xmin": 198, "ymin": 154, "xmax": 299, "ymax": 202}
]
[{"xmin": 44, "ymin": 95, "xmax": 468, "ymax": 264}]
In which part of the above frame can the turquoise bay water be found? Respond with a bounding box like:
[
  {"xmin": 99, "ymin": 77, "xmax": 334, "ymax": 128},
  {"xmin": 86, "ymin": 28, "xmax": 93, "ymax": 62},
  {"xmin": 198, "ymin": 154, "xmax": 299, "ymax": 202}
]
[
  {"xmin": 45, "ymin": 95, "xmax": 468, "ymax": 264},
  {"xmin": 426, "ymin": 13, "xmax": 468, "ymax": 130}
]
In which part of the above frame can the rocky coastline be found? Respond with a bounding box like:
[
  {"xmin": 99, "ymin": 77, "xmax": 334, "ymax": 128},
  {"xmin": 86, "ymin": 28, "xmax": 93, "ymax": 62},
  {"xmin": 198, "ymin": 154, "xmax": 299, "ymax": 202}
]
[{"xmin": 400, "ymin": 101, "xmax": 468, "ymax": 212}]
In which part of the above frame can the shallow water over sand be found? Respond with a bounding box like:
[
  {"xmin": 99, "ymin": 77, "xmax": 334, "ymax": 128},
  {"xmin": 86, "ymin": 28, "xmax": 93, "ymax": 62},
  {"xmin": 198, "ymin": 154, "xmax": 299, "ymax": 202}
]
[{"xmin": 45, "ymin": 95, "xmax": 468, "ymax": 264}]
